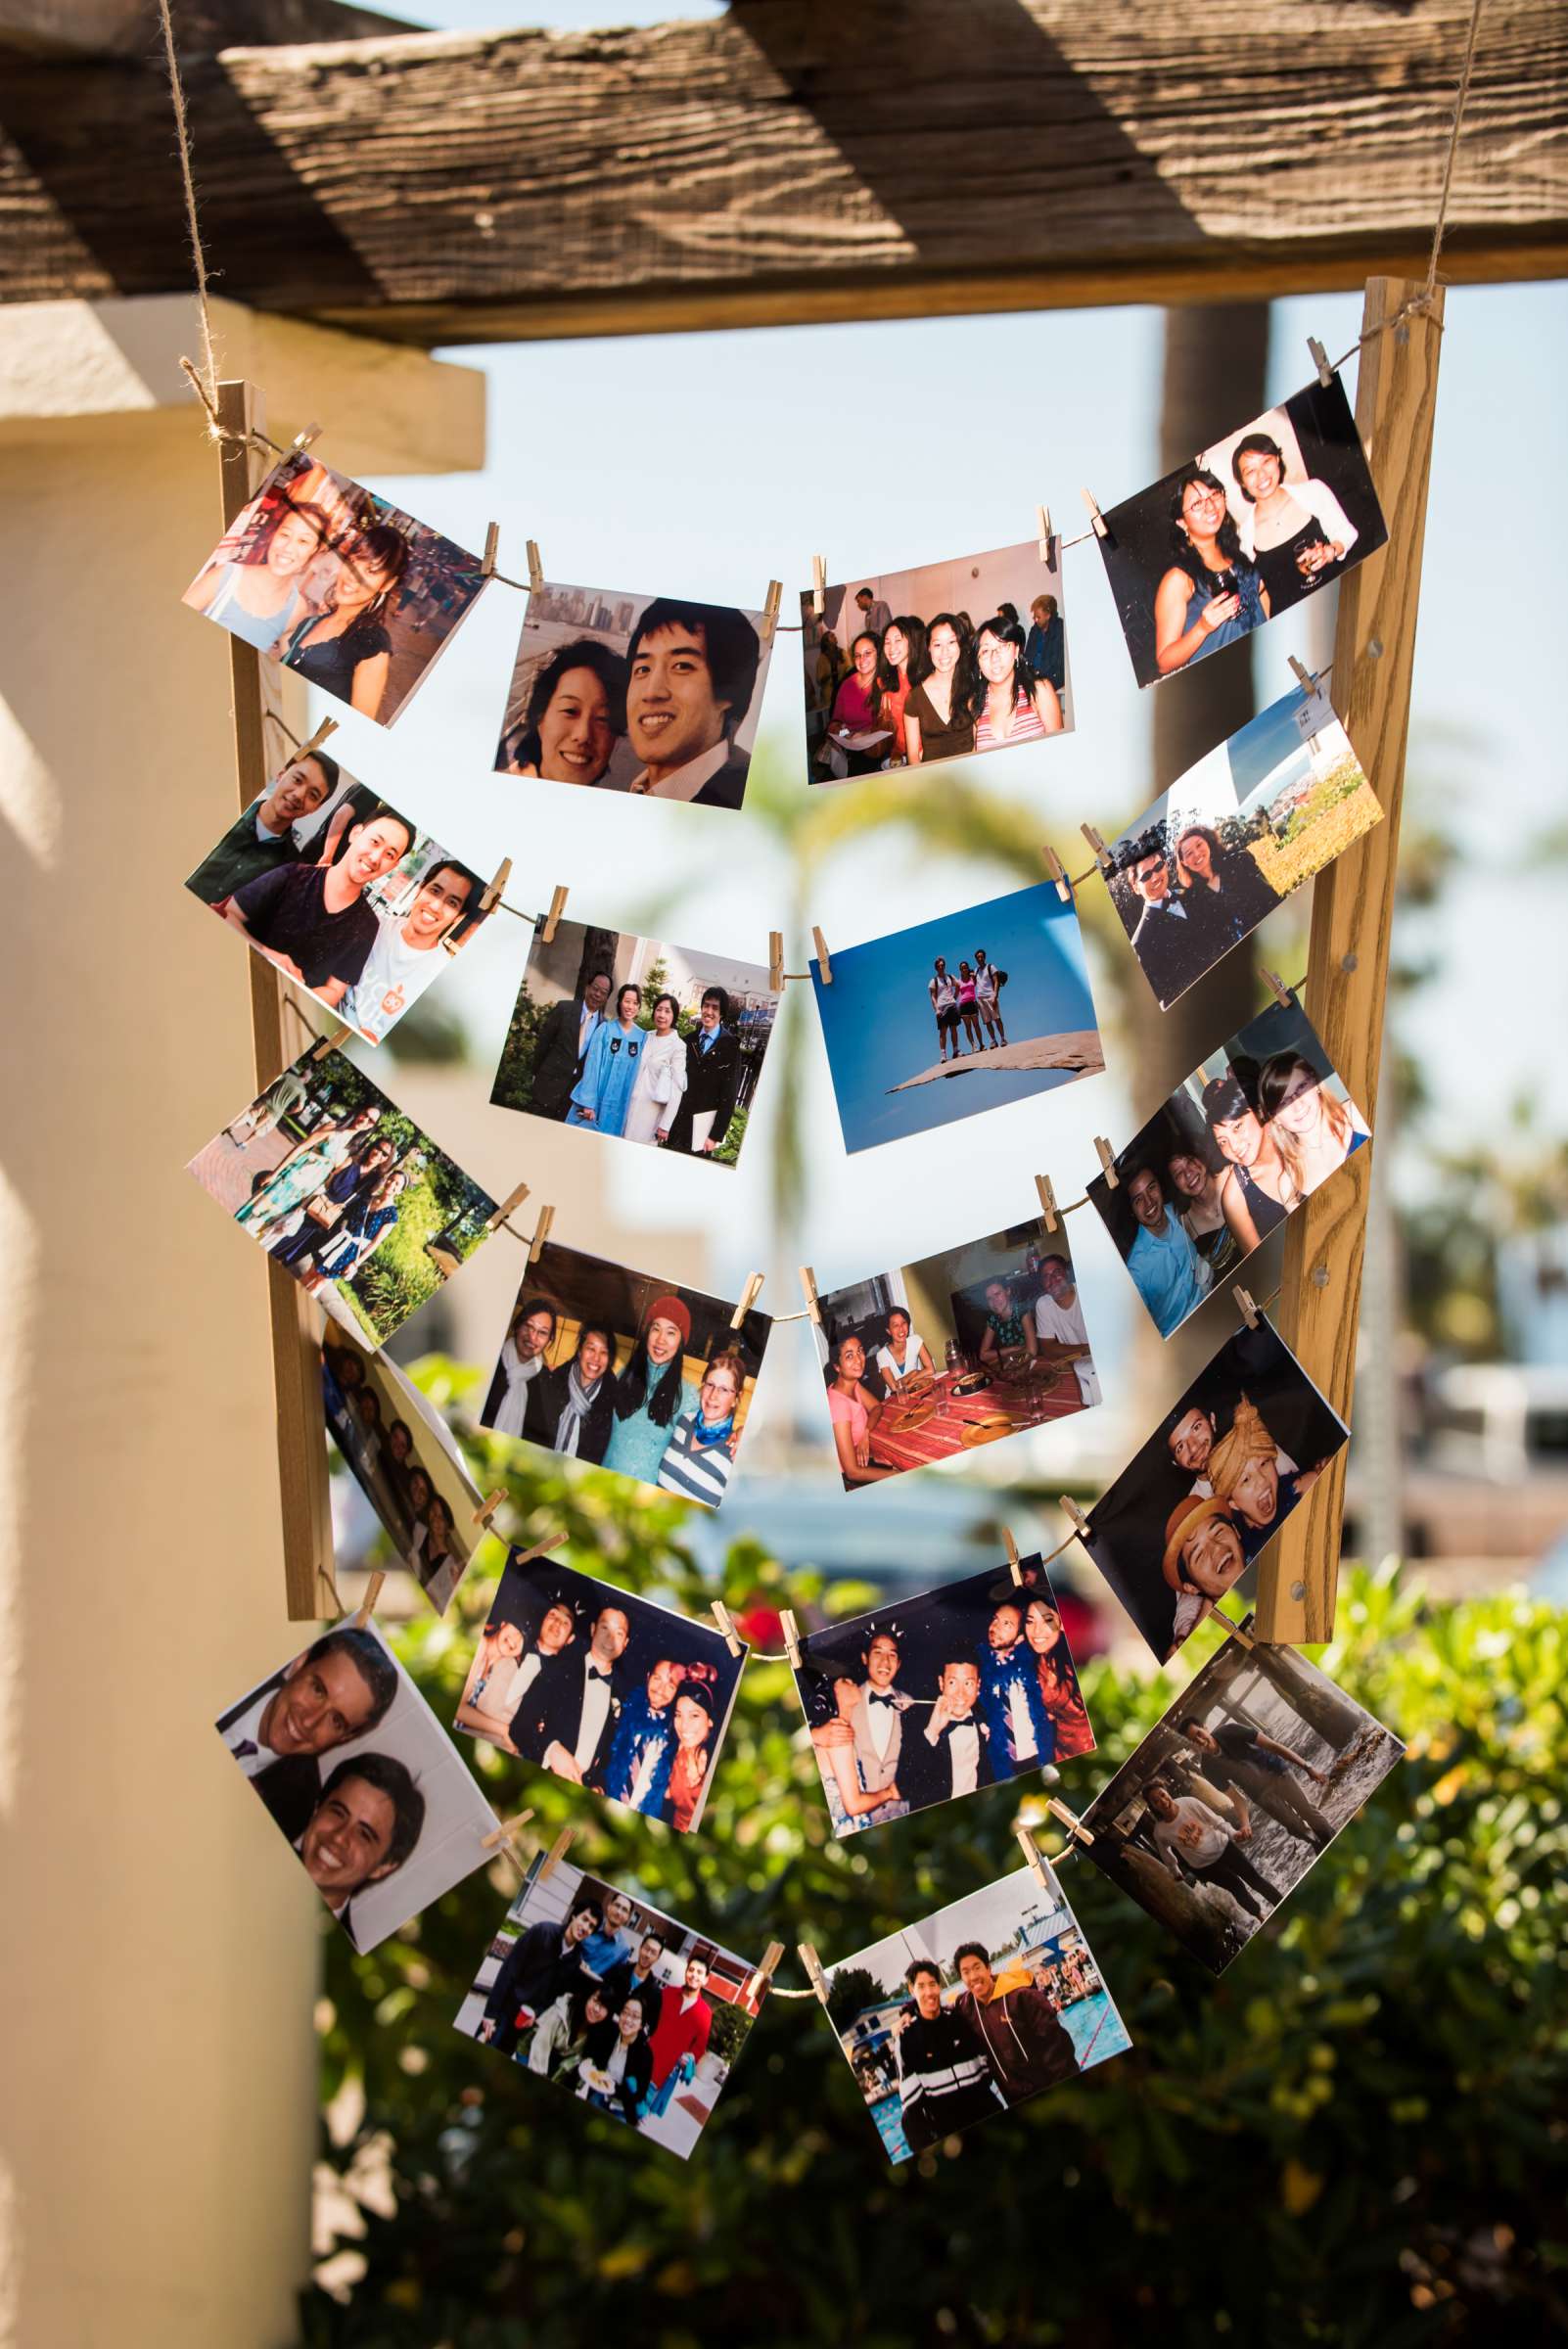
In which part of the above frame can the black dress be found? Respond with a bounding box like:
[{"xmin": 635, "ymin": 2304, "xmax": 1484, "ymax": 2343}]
[
  {"xmin": 286, "ymin": 616, "xmax": 392, "ymax": 706},
  {"xmin": 903, "ymin": 678, "xmax": 975, "ymax": 765}
]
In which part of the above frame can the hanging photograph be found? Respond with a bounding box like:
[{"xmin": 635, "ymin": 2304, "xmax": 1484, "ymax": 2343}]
[
  {"xmin": 1080, "ymin": 1625, "xmax": 1404, "ymax": 1975},
  {"xmin": 479, "ymin": 1243, "xmax": 771, "ymax": 1509},
  {"xmin": 455, "ymin": 1853, "xmax": 769, "ymax": 2157},
  {"xmin": 322, "ymin": 1325, "xmax": 484, "ymax": 1613},
  {"xmin": 811, "ymin": 1213, "xmax": 1099, "ymax": 1490},
  {"xmin": 490, "ymin": 914, "xmax": 779, "ymax": 1166},
  {"xmin": 1095, "ymin": 373, "xmax": 1388, "ymax": 690},
  {"xmin": 187, "ymin": 758, "xmax": 489, "ymax": 1042},
  {"xmin": 1105, "ymin": 683, "xmax": 1383, "ymax": 1009},
  {"xmin": 794, "ymin": 1555, "xmax": 1092, "ymax": 1838},
  {"xmin": 810, "ymin": 882, "xmax": 1102, "ymax": 1154},
  {"xmin": 492, "ymin": 579, "xmax": 773, "ymax": 811},
  {"xmin": 215, "ymin": 1617, "xmax": 494, "ymax": 1953},
  {"xmin": 1081, "ymin": 1315, "xmax": 1349, "ymax": 1662},
  {"xmin": 188, "ymin": 1042, "xmax": 499, "ymax": 1348},
  {"xmin": 182, "ymin": 448, "xmax": 486, "ymax": 724},
  {"xmin": 801, "ymin": 537, "xmax": 1073, "ymax": 783},
  {"xmin": 1087, "ymin": 992, "xmax": 1370, "ymax": 1340},
  {"xmin": 453, "ymin": 1548, "xmax": 747, "ymax": 1833},
  {"xmin": 820, "ymin": 1860, "xmax": 1130, "ymax": 2165}
]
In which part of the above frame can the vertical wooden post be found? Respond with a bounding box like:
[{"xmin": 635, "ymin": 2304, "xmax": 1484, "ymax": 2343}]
[
  {"xmin": 216, "ymin": 380, "xmax": 336, "ymax": 1622},
  {"xmin": 1256, "ymin": 278, "xmax": 1445, "ymax": 1645}
]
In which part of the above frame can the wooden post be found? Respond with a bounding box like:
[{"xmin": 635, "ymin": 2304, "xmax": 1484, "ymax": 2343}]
[
  {"xmin": 216, "ymin": 380, "xmax": 336, "ymax": 1622},
  {"xmin": 1256, "ymin": 278, "xmax": 1445, "ymax": 1646}
]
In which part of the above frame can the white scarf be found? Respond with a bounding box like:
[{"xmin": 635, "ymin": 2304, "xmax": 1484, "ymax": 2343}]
[{"xmin": 493, "ymin": 1336, "xmax": 543, "ymax": 1437}]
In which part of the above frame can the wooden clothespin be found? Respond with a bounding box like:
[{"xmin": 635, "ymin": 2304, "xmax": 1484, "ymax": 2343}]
[
  {"xmin": 769, "ymin": 932, "xmax": 785, "ymax": 993},
  {"xmin": 1081, "ymin": 487, "xmax": 1109, "ymax": 541},
  {"xmin": 1287, "ymin": 655, "xmax": 1316, "ymax": 695},
  {"xmin": 536, "ymin": 1825, "xmax": 576, "ymax": 1883},
  {"xmin": 353, "ymin": 1571, "xmax": 386, "ymax": 1628},
  {"xmin": 810, "ymin": 556, "xmax": 826, "ymax": 618},
  {"xmin": 472, "ymin": 1488, "xmax": 508, "ymax": 1530},
  {"xmin": 780, "ymin": 1608, "xmax": 803, "ymax": 1670},
  {"xmin": 1233, "ymin": 1286, "xmax": 1262, "ymax": 1331},
  {"xmin": 745, "ymin": 1941, "xmax": 786, "ymax": 2005},
  {"xmin": 1035, "ymin": 1174, "xmax": 1059, "ymax": 1233},
  {"xmin": 290, "ymin": 421, "xmax": 324, "ymax": 452},
  {"xmin": 1042, "ymin": 846, "xmax": 1073, "ymax": 905},
  {"xmin": 528, "ymin": 1205, "xmax": 556, "ymax": 1266},
  {"xmin": 480, "ymin": 857, "xmax": 512, "ymax": 916},
  {"xmin": 1260, "ymin": 967, "xmax": 1293, "ymax": 1008},
  {"xmin": 1003, "ymin": 1528, "xmax": 1024, "ymax": 1587},
  {"xmin": 1081, "ymin": 822, "xmax": 1114, "ymax": 877},
  {"xmin": 298, "ymin": 714, "xmax": 339, "ymax": 760},
  {"xmin": 798, "ymin": 1267, "xmax": 821, "ymax": 1324},
  {"xmin": 730, "ymin": 1272, "xmax": 764, "ymax": 1330},
  {"xmin": 482, "ymin": 522, "xmax": 500, "ymax": 579},
  {"xmin": 1015, "ymin": 1822, "xmax": 1052, "ymax": 1886},
  {"xmin": 308, "ymin": 1025, "xmax": 351, "ymax": 1063},
  {"xmin": 1036, "ymin": 505, "xmax": 1053, "ymax": 558},
  {"xmin": 526, "ymin": 539, "xmax": 544, "ymax": 595},
  {"xmin": 1045, "ymin": 1794, "xmax": 1094, "ymax": 1848},
  {"xmin": 1217, "ymin": 1608, "xmax": 1257, "ymax": 1651},
  {"xmin": 811, "ymin": 925, "xmax": 832, "ymax": 985},
  {"xmin": 1308, "ymin": 335, "xmax": 1334, "ymax": 390},
  {"xmin": 1058, "ymin": 1494, "xmax": 1091, "ymax": 1541},
  {"xmin": 509, "ymin": 1530, "xmax": 570, "ymax": 1570},
  {"xmin": 1093, "ymin": 1136, "xmax": 1119, "ymax": 1190},
  {"xmin": 760, "ymin": 580, "xmax": 783, "ymax": 642},
  {"xmin": 541, "ymin": 886, "xmax": 569, "ymax": 944},
  {"xmin": 482, "ymin": 1809, "xmax": 535, "ymax": 1869},
  {"xmin": 797, "ymin": 1944, "xmax": 830, "ymax": 2004},
  {"xmin": 484, "ymin": 1179, "xmax": 530, "ymax": 1235},
  {"xmin": 711, "ymin": 1599, "xmax": 744, "ymax": 1658}
]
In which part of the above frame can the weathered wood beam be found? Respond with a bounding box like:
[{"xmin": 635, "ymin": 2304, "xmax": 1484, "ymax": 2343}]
[{"xmin": 0, "ymin": 1, "xmax": 1562, "ymax": 345}]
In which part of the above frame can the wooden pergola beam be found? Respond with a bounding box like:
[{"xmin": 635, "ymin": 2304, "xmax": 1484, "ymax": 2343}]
[{"xmin": 1, "ymin": 0, "xmax": 1563, "ymax": 346}]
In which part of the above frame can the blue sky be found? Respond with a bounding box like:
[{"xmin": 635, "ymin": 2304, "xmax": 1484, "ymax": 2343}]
[{"xmin": 1227, "ymin": 688, "xmax": 1313, "ymax": 800}]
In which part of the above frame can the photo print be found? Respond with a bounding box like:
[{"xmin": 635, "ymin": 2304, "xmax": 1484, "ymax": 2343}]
[
  {"xmin": 822, "ymin": 1861, "xmax": 1130, "ymax": 2165},
  {"xmin": 1082, "ymin": 1316, "xmax": 1349, "ymax": 1664},
  {"xmin": 186, "ymin": 755, "xmax": 489, "ymax": 1044},
  {"xmin": 182, "ymin": 448, "xmax": 485, "ymax": 724},
  {"xmin": 322, "ymin": 1324, "xmax": 484, "ymax": 1613},
  {"xmin": 802, "ymin": 537, "xmax": 1073, "ymax": 784},
  {"xmin": 492, "ymin": 579, "xmax": 774, "ymax": 812},
  {"xmin": 1080, "ymin": 1626, "xmax": 1404, "ymax": 1975},
  {"xmin": 1107, "ymin": 683, "xmax": 1382, "ymax": 1010},
  {"xmin": 188, "ymin": 1042, "xmax": 498, "ymax": 1348},
  {"xmin": 812, "ymin": 1214, "xmax": 1100, "ymax": 1491},
  {"xmin": 1087, "ymin": 992, "xmax": 1370, "ymax": 1340},
  {"xmin": 490, "ymin": 914, "xmax": 778, "ymax": 1167},
  {"xmin": 795, "ymin": 1557, "xmax": 1092, "ymax": 1838},
  {"xmin": 455, "ymin": 1853, "xmax": 768, "ymax": 2158},
  {"xmin": 453, "ymin": 1548, "xmax": 746, "ymax": 1835},
  {"xmin": 215, "ymin": 1617, "xmax": 494, "ymax": 1953},
  {"xmin": 1096, "ymin": 373, "xmax": 1388, "ymax": 690},
  {"xmin": 810, "ymin": 881, "xmax": 1102, "ymax": 1154},
  {"xmin": 480, "ymin": 1242, "xmax": 772, "ymax": 1510}
]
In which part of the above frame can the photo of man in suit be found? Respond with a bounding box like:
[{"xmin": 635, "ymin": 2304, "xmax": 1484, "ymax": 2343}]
[
  {"xmin": 1118, "ymin": 833, "xmax": 1197, "ymax": 1010},
  {"xmin": 667, "ymin": 987, "xmax": 744, "ymax": 1157},
  {"xmin": 524, "ymin": 1604, "xmax": 631, "ymax": 1785},
  {"xmin": 530, "ymin": 970, "xmax": 613, "ymax": 1120},
  {"xmin": 900, "ymin": 1659, "xmax": 994, "ymax": 1811},
  {"xmin": 848, "ymin": 1631, "xmax": 912, "ymax": 1825},
  {"xmin": 623, "ymin": 599, "xmax": 763, "ymax": 810},
  {"xmin": 477, "ymin": 1891, "xmax": 604, "ymax": 2055},
  {"xmin": 215, "ymin": 1627, "xmax": 398, "ymax": 1843},
  {"xmin": 295, "ymin": 1752, "xmax": 425, "ymax": 1951}
]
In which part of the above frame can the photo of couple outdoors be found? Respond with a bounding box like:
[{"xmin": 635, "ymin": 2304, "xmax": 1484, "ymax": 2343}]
[
  {"xmin": 795, "ymin": 1559, "xmax": 1092, "ymax": 1837},
  {"xmin": 490, "ymin": 914, "xmax": 777, "ymax": 1169},
  {"xmin": 1090, "ymin": 994, "xmax": 1371, "ymax": 1339},
  {"xmin": 1108, "ymin": 683, "xmax": 1383, "ymax": 1010},
  {"xmin": 493, "ymin": 580, "xmax": 773, "ymax": 811},
  {"xmin": 1096, "ymin": 372, "xmax": 1388, "ymax": 689},
  {"xmin": 814, "ymin": 1215, "xmax": 1099, "ymax": 1489},
  {"xmin": 182, "ymin": 448, "xmax": 485, "ymax": 724},
  {"xmin": 482, "ymin": 1245, "xmax": 771, "ymax": 1509},
  {"xmin": 186, "ymin": 751, "xmax": 488, "ymax": 1044},
  {"xmin": 825, "ymin": 1864, "xmax": 1130, "ymax": 2164},
  {"xmin": 801, "ymin": 537, "xmax": 1072, "ymax": 783},
  {"xmin": 1084, "ymin": 1317, "xmax": 1350, "ymax": 1663},
  {"xmin": 455, "ymin": 1857, "xmax": 766, "ymax": 2158},
  {"xmin": 321, "ymin": 1327, "xmax": 482, "ymax": 1614},
  {"xmin": 188, "ymin": 1043, "xmax": 497, "ymax": 1347},
  {"xmin": 1082, "ymin": 1630, "xmax": 1406, "ymax": 1974}
]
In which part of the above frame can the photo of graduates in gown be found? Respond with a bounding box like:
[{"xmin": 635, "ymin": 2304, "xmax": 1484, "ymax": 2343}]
[{"xmin": 321, "ymin": 1325, "xmax": 484, "ymax": 1613}]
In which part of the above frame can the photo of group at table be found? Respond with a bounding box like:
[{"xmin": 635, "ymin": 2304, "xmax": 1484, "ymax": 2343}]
[
  {"xmin": 1081, "ymin": 1629, "xmax": 1405, "ymax": 1974},
  {"xmin": 182, "ymin": 448, "xmax": 486, "ymax": 724},
  {"xmin": 480, "ymin": 1244, "xmax": 771, "ymax": 1509},
  {"xmin": 489, "ymin": 913, "xmax": 777, "ymax": 1169},
  {"xmin": 801, "ymin": 536, "xmax": 1072, "ymax": 783},
  {"xmin": 1082, "ymin": 1316, "xmax": 1350, "ymax": 1663},
  {"xmin": 813, "ymin": 1215, "xmax": 1099, "ymax": 1491},
  {"xmin": 822, "ymin": 1863, "xmax": 1130, "ymax": 2165},
  {"xmin": 455, "ymin": 1854, "xmax": 766, "ymax": 2159},
  {"xmin": 1095, "ymin": 372, "xmax": 1388, "ymax": 690},
  {"xmin": 187, "ymin": 1043, "xmax": 498, "ymax": 1347},
  {"xmin": 794, "ymin": 1557, "xmax": 1093, "ymax": 1836},
  {"xmin": 492, "ymin": 579, "xmax": 773, "ymax": 811},
  {"xmin": 452, "ymin": 1550, "xmax": 746, "ymax": 1835},
  {"xmin": 1089, "ymin": 994, "xmax": 1371, "ymax": 1339},
  {"xmin": 320, "ymin": 1326, "xmax": 482, "ymax": 1614},
  {"xmin": 186, "ymin": 751, "xmax": 489, "ymax": 1044}
]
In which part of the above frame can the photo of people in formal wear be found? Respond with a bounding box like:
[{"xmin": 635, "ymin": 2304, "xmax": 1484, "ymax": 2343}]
[
  {"xmin": 1087, "ymin": 994, "xmax": 1370, "ymax": 1340},
  {"xmin": 801, "ymin": 538, "xmax": 1073, "ymax": 785},
  {"xmin": 187, "ymin": 759, "xmax": 489, "ymax": 1044},
  {"xmin": 480, "ymin": 1243, "xmax": 771, "ymax": 1509},
  {"xmin": 811, "ymin": 882, "xmax": 1101, "ymax": 1154},
  {"xmin": 492, "ymin": 579, "xmax": 773, "ymax": 812},
  {"xmin": 1106, "ymin": 683, "xmax": 1382, "ymax": 1009},
  {"xmin": 455, "ymin": 1854, "xmax": 768, "ymax": 2157},
  {"xmin": 1095, "ymin": 373, "xmax": 1388, "ymax": 690},
  {"xmin": 489, "ymin": 914, "xmax": 778, "ymax": 1168},
  {"xmin": 182, "ymin": 448, "xmax": 486, "ymax": 725},
  {"xmin": 795, "ymin": 1557, "xmax": 1092, "ymax": 1837},
  {"xmin": 453, "ymin": 1549, "xmax": 746, "ymax": 1833},
  {"xmin": 823, "ymin": 1861, "xmax": 1130, "ymax": 2164},
  {"xmin": 1081, "ymin": 1624, "xmax": 1404, "ymax": 1974},
  {"xmin": 321, "ymin": 1326, "xmax": 484, "ymax": 1613},
  {"xmin": 1082, "ymin": 1317, "xmax": 1349, "ymax": 1663},
  {"xmin": 188, "ymin": 1042, "xmax": 499, "ymax": 1347},
  {"xmin": 216, "ymin": 1617, "xmax": 494, "ymax": 1953},
  {"xmin": 811, "ymin": 1213, "xmax": 1100, "ymax": 1490}
]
